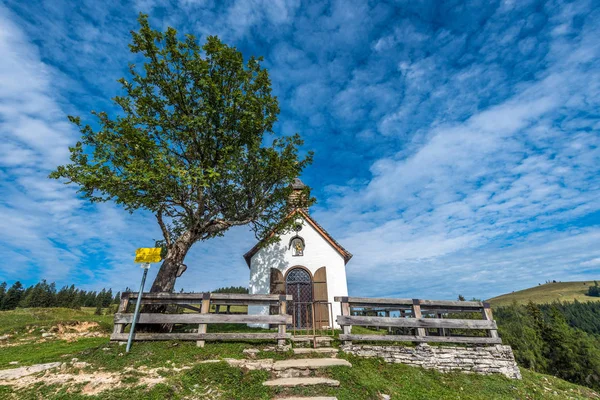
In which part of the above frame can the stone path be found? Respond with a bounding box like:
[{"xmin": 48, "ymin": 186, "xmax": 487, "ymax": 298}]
[
  {"xmin": 292, "ymin": 348, "xmax": 338, "ymax": 355},
  {"xmin": 259, "ymin": 339, "xmax": 348, "ymax": 400},
  {"xmin": 263, "ymin": 377, "xmax": 341, "ymax": 387},
  {"xmin": 275, "ymin": 397, "xmax": 338, "ymax": 400},
  {"xmin": 272, "ymin": 358, "xmax": 351, "ymax": 370},
  {"xmin": 0, "ymin": 362, "xmax": 62, "ymax": 380},
  {"xmin": 291, "ymin": 336, "xmax": 333, "ymax": 348}
]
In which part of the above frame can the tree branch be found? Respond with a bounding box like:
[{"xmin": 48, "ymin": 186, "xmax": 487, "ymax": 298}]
[{"xmin": 156, "ymin": 207, "xmax": 172, "ymax": 247}]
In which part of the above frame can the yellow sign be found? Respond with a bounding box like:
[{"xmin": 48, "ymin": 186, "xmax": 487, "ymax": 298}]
[{"xmin": 134, "ymin": 248, "xmax": 162, "ymax": 263}]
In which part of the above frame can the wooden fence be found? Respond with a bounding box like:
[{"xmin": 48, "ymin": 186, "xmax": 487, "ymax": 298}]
[
  {"xmin": 110, "ymin": 292, "xmax": 292, "ymax": 347},
  {"xmin": 334, "ymin": 297, "xmax": 500, "ymax": 345}
]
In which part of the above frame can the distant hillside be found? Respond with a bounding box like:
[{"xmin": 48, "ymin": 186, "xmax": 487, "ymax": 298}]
[{"xmin": 488, "ymin": 281, "xmax": 600, "ymax": 307}]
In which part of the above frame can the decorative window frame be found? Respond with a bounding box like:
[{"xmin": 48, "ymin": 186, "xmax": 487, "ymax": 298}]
[{"xmin": 288, "ymin": 235, "xmax": 305, "ymax": 256}]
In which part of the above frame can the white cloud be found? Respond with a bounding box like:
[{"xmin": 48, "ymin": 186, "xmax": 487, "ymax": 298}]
[
  {"xmin": 0, "ymin": 6, "xmax": 159, "ymax": 288},
  {"xmin": 313, "ymin": 6, "xmax": 600, "ymax": 299},
  {"xmin": 1, "ymin": 0, "xmax": 599, "ymax": 303}
]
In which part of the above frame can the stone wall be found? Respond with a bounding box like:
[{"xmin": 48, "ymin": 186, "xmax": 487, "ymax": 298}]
[{"xmin": 341, "ymin": 343, "xmax": 521, "ymax": 379}]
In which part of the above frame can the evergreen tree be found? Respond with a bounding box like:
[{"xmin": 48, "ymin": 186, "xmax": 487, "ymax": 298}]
[
  {"xmin": 495, "ymin": 301, "xmax": 546, "ymax": 371},
  {"xmin": 19, "ymin": 285, "xmax": 33, "ymax": 308},
  {"xmin": 496, "ymin": 301, "xmax": 600, "ymax": 391},
  {"xmin": 212, "ymin": 286, "xmax": 249, "ymax": 294},
  {"xmin": 97, "ymin": 289, "xmax": 107, "ymax": 307},
  {"xmin": 0, "ymin": 282, "xmax": 6, "ymax": 307},
  {"xmin": 70, "ymin": 291, "xmax": 83, "ymax": 309},
  {"xmin": 104, "ymin": 289, "xmax": 113, "ymax": 307},
  {"xmin": 56, "ymin": 285, "xmax": 69, "ymax": 307},
  {"xmin": 541, "ymin": 307, "xmax": 579, "ymax": 381},
  {"xmin": 1, "ymin": 281, "xmax": 24, "ymax": 310}
]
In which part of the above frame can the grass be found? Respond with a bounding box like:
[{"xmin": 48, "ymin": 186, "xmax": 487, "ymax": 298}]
[
  {"xmin": 1, "ymin": 307, "xmax": 599, "ymax": 399},
  {"xmin": 0, "ymin": 337, "xmax": 107, "ymax": 369},
  {"xmin": 487, "ymin": 281, "xmax": 600, "ymax": 307},
  {"xmin": 2, "ymin": 353, "xmax": 598, "ymax": 399},
  {"xmin": 0, "ymin": 307, "xmax": 113, "ymax": 335}
]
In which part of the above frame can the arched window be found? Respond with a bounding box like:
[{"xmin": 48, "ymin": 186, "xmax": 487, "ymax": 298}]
[{"xmin": 289, "ymin": 236, "xmax": 305, "ymax": 256}]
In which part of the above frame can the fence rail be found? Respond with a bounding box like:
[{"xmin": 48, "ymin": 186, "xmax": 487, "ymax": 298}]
[
  {"xmin": 334, "ymin": 296, "xmax": 500, "ymax": 345},
  {"xmin": 111, "ymin": 292, "xmax": 292, "ymax": 347}
]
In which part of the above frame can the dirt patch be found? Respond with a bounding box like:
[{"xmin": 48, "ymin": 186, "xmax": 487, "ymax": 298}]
[
  {"xmin": 54, "ymin": 321, "xmax": 99, "ymax": 334},
  {"xmin": 1, "ymin": 322, "xmax": 107, "ymax": 347},
  {"xmin": 0, "ymin": 336, "xmax": 38, "ymax": 348},
  {"xmin": 0, "ymin": 362, "xmax": 170, "ymax": 395},
  {"xmin": 43, "ymin": 322, "xmax": 105, "ymax": 342}
]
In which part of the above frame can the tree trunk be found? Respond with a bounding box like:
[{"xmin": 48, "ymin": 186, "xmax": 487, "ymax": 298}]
[
  {"xmin": 138, "ymin": 232, "xmax": 194, "ymax": 332},
  {"xmin": 150, "ymin": 231, "xmax": 194, "ymax": 293}
]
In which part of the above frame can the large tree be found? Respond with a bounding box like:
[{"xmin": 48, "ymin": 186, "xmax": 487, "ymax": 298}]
[{"xmin": 51, "ymin": 14, "xmax": 313, "ymax": 293}]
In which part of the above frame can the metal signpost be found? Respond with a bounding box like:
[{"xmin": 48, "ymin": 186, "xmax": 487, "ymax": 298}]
[{"xmin": 126, "ymin": 248, "xmax": 162, "ymax": 353}]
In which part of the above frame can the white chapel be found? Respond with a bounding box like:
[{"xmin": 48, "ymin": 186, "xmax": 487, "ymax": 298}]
[{"xmin": 244, "ymin": 179, "xmax": 352, "ymax": 329}]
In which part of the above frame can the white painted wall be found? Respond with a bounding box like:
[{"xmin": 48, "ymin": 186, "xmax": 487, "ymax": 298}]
[{"xmin": 247, "ymin": 216, "xmax": 349, "ymax": 328}]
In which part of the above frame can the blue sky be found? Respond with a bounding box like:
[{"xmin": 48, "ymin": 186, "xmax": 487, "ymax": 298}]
[{"xmin": 0, "ymin": 0, "xmax": 599, "ymax": 300}]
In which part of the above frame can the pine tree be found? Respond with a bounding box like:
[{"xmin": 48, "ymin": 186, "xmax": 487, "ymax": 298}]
[
  {"xmin": 56, "ymin": 285, "xmax": 69, "ymax": 307},
  {"xmin": 70, "ymin": 291, "xmax": 83, "ymax": 309},
  {"xmin": 19, "ymin": 285, "xmax": 33, "ymax": 308},
  {"xmin": 0, "ymin": 282, "xmax": 6, "ymax": 307},
  {"xmin": 1, "ymin": 281, "xmax": 24, "ymax": 310},
  {"xmin": 104, "ymin": 289, "xmax": 113, "ymax": 307},
  {"xmin": 212, "ymin": 286, "xmax": 249, "ymax": 294}
]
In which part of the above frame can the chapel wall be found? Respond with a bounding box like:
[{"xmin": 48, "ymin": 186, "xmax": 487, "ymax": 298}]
[{"xmin": 248, "ymin": 216, "xmax": 348, "ymax": 328}]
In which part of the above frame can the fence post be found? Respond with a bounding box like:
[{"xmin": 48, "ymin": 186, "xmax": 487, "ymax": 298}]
[
  {"xmin": 412, "ymin": 299, "xmax": 426, "ymax": 338},
  {"xmin": 436, "ymin": 313, "xmax": 446, "ymax": 336},
  {"xmin": 197, "ymin": 292, "xmax": 211, "ymax": 348},
  {"xmin": 386, "ymin": 310, "xmax": 391, "ymax": 333},
  {"xmin": 340, "ymin": 297, "xmax": 352, "ymax": 346},
  {"xmin": 278, "ymin": 295, "xmax": 287, "ymax": 348},
  {"xmin": 482, "ymin": 302, "xmax": 499, "ymax": 339},
  {"xmin": 111, "ymin": 292, "xmax": 131, "ymax": 342}
]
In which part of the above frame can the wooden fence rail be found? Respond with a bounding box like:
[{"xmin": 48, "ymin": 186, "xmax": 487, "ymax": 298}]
[
  {"xmin": 334, "ymin": 296, "xmax": 501, "ymax": 345},
  {"xmin": 111, "ymin": 292, "xmax": 292, "ymax": 347}
]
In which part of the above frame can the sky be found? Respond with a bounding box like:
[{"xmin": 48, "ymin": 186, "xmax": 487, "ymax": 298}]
[{"xmin": 0, "ymin": 0, "xmax": 599, "ymax": 300}]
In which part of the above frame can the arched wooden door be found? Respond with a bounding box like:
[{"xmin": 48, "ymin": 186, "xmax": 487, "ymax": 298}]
[
  {"xmin": 285, "ymin": 267, "xmax": 313, "ymax": 329},
  {"xmin": 270, "ymin": 268, "xmax": 285, "ymax": 295},
  {"xmin": 313, "ymin": 267, "xmax": 329, "ymax": 328}
]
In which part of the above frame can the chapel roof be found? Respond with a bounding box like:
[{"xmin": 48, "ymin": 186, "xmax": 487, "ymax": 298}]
[
  {"xmin": 242, "ymin": 208, "xmax": 353, "ymax": 268},
  {"xmin": 291, "ymin": 177, "xmax": 306, "ymax": 189}
]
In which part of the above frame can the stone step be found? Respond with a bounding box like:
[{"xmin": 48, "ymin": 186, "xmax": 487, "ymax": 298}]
[
  {"xmin": 291, "ymin": 336, "xmax": 333, "ymax": 343},
  {"xmin": 273, "ymin": 358, "xmax": 351, "ymax": 371},
  {"xmin": 274, "ymin": 397, "xmax": 338, "ymax": 400},
  {"xmin": 0, "ymin": 362, "xmax": 62, "ymax": 380},
  {"xmin": 293, "ymin": 347, "xmax": 338, "ymax": 355},
  {"xmin": 291, "ymin": 336, "xmax": 334, "ymax": 348},
  {"xmin": 263, "ymin": 377, "xmax": 340, "ymax": 387}
]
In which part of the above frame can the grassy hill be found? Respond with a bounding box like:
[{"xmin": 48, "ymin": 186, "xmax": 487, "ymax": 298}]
[
  {"xmin": 488, "ymin": 281, "xmax": 600, "ymax": 307},
  {"xmin": 0, "ymin": 308, "xmax": 599, "ymax": 399}
]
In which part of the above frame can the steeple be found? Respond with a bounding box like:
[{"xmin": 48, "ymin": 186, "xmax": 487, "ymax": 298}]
[{"xmin": 289, "ymin": 178, "xmax": 309, "ymax": 212}]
